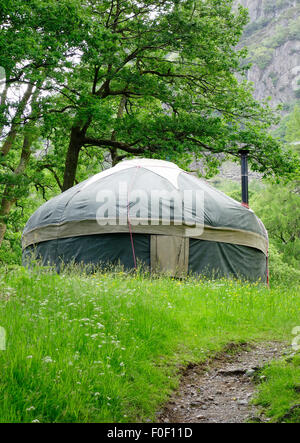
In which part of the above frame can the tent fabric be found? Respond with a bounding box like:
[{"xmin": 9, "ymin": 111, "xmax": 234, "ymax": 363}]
[
  {"xmin": 22, "ymin": 233, "xmax": 267, "ymax": 282},
  {"xmin": 22, "ymin": 166, "xmax": 204, "ymax": 238},
  {"xmin": 150, "ymin": 235, "xmax": 189, "ymax": 277},
  {"xmin": 188, "ymin": 239, "xmax": 267, "ymax": 282},
  {"xmin": 22, "ymin": 158, "xmax": 268, "ymax": 282},
  {"xmin": 80, "ymin": 158, "xmax": 182, "ymax": 190},
  {"xmin": 22, "ymin": 159, "xmax": 268, "ymax": 251},
  {"xmin": 23, "ymin": 233, "xmax": 151, "ymax": 271},
  {"xmin": 22, "ymin": 221, "xmax": 267, "ymax": 255}
]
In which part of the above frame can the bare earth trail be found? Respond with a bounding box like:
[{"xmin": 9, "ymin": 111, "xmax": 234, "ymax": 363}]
[{"xmin": 158, "ymin": 342, "xmax": 288, "ymax": 423}]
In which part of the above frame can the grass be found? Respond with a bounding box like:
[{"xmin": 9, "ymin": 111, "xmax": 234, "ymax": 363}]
[
  {"xmin": 0, "ymin": 265, "xmax": 299, "ymax": 423},
  {"xmin": 253, "ymin": 353, "xmax": 300, "ymax": 423}
]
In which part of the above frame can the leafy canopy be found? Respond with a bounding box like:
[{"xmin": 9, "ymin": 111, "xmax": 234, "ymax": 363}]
[{"xmin": 41, "ymin": 0, "xmax": 298, "ymax": 182}]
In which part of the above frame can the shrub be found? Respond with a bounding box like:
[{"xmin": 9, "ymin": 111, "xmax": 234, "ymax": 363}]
[
  {"xmin": 252, "ymin": 47, "xmax": 274, "ymax": 69},
  {"xmin": 263, "ymin": 0, "xmax": 292, "ymax": 14},
  {"xmin": 243, "ymin": 17, "xmax": 271, "ymax": 37},
  {"xmin": 294, "ymin": 88, "xmax": 300, "ymax": 99},
  {"xmin": 268, "ymin": 243, "xmax": 300, "ymax": 287}
]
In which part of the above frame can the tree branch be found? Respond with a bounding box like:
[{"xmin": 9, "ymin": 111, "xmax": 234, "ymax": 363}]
[{"xmin": 83, "ymin": 136, "xmax": 145, "ymax": 154}]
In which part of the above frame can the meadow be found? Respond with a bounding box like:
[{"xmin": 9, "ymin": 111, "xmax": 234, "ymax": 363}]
[{"xmin": 0, "ymin": 266, "xmax": 299, "ymax": 423}]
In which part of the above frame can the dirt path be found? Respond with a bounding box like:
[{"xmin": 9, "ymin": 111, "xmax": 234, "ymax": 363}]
[{"xmin": 158, "ymin": 342, "xmax": 287, "ymax": 423}]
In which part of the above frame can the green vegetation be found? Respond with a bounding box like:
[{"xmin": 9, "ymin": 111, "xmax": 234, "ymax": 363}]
[
  {"xmin": 211, "ymin": 176, "xmax": 300, "ymax": 287},
  {"xmin": 269, "ymin": 72, "xmax": 279, "ymax": 88},
  {"xmin": 267, "ymin": 243, "xmax": 300, "ymax": 287},
  {"xmin": 273, "ymin": 102, "xmax": 300, "ymax": 147},
  {"xmin": 251, "ymin": 47, "xmax": 274, "ymax": 70},
  {"xmin": 0, "ymin": 193, "xmax": 41, "ymax": 266},
  {"xmin": 249, "ymin": 14, "xmax": 300, "ymax": 69},
  {"xmin": 1, "ymin": 0, "xmax": 298, "ymax": 252},
  {"xmin": 243, "ymin": 17, "xmax": 271, "ymax": 38},
  {"xmin": 242, "ymin": 1, "xmax": 300, "ymax": 71},
  {"xmin": 251, "ymin": 184, "xmax": 300, "ymax": 270},
  {"xmin": 264, "ymin": 18, "xmax": 300, "ymax": 48},
  {"xmin": 263, "ymin": 0, "xmax": 293, "ymax": 15},
  {"xmin": 254, "ymin": 353, "xmax": 300, "ymax": 423},
  {"xmin": 285, "ymin": 104, "xmax": 300, "ymax": 150},
  {"xmin": 0, "ymin": 0, "xmax": 299, "ymax": 424},
  {"xmin": 0, "ymin": 266, "xmax": 299, "ymax": 423}
]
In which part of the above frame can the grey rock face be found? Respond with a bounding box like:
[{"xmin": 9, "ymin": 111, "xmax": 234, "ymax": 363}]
[
  {"xmin": 237, "ymin": 0, "xmax": 265, "ymax": 21},
  {"xmin": 235, "ymin": 0, "xmax": 300, "ymax": 106}
]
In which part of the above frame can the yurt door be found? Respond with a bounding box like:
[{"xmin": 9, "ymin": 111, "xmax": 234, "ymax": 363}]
[{"xmin": 150, "ymin": 235, "xmax": 189, "ymax": 277}]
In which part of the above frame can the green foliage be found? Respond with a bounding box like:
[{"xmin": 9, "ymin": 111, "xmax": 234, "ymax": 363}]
[
  {"xmin": 269, "ymin": 72, "xmax": 279, "ymax": 87},
  {"xmin": 0, "ymin": 192, "xmax": 45, "ymax": 265},
  {"xmin": 244, "ymin": 2, "xmax": 300, "ymax": 74},
  {"xmin": 262, "ymin": 18, "xmax": 300, "ymax": 49},
  {"xmin": 0, "ymin": 267, "xmax": 299, "ymax": 422},
  {"xmin": 248, "ymin": 16, "xmax": 300, "ymax": 66},
  {"xmin": 268, "ymin": 243, "xmax": 300, "ymax": 287},
  {"xmin": 0, "ymin": 0, "xmax": 89, "ymax": 251},
  {"xmin": 243, "ymin": 17, "xmax": 271, "ymax": 38},
  {"xmin": 0, "ymin": 232, "xmax": 22, "ymax": 265},
  {"xmin": 273, "ymin": 103, "xmax": 300, "ymax": 147},
  {"xmin": 251, "ymin": 46, "xmax": 274, "ymax": 69},
  {"xmin": 27, "ymin": 0, "xmax": 296, "ymax": 183},
  {"xmin": 254, "ymin": 352, "xmax": 300, "ymax": 423},
  {"xmin": 213, "ymin": 176, "xmax": 268, "ymax": 205},
  {"xmin": 263, "ymin": 0, "xmax": 293, "ymax": 14},
  {"xmin": 1, "ymin": 0, "xmax": 299, "ymax": 264},
  {"xmin": 285, "ymin": 104, "xmax": 300, "ymax": 153},
  {"xmin": 213, "ymin": 178, "xmax": 300, "ymax": 285},
  {"xmin": 251, "ymin": 183, "xmax": 300, "ymax": 268}
]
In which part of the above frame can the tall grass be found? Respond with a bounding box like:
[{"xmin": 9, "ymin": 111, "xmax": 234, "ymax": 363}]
[
  {"xmin": 0, "ymin": 266, "xmax": 299, "ymax": 423},
  {"xmin": 253, "ymin": 353, "xmax": 300, "ymax": 423}
]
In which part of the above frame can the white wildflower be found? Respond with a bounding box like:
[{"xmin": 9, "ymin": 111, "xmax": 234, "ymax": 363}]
[
  {"xmin": 43, "ymin": 356, "xmax": 54, "ymax": 364},
  {"xmin": 90, "ymin": 334, "xmax": 98, "ymax": 339}
]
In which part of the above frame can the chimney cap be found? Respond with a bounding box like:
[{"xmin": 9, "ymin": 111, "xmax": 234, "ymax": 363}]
[{"xmin": 238, "ymin": 149, "xmax": 249, "ymax": 155}]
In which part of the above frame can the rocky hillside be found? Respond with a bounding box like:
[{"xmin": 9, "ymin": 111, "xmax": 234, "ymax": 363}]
[
  {"xmin": 212, "ymin": 1, "xmax": 300, "ymax": 184},
  {"xmin": 236, "ymin": 0, "xmax": 300, "ymax": 108}
]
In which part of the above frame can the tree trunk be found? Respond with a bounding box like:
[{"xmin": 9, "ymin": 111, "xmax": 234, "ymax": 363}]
[
  {"xmin": 0, "ymin": 197, "xmax": 15, "ymax": 247},
  {"xmin": 62, "ymin": 97, "xmax": 126, "ymax": 191},
  {"xmin": 0, "ymin": 132, "xmax": 33, "ymax": 248},
  {"xmin": 110, "ymin": 96, "xmax": 127, "ymax": 166},
  {"xmin": 1, "ymin": 83, "xmax": 34, "ymax": 156},
  {"xmin": 0, "ymin": 223, "xmax": 7, "ymax": 247},
  {"xmin": 62, "ymin": 126, "xmax": 84, "ymax": 192},
  {"xmin": 0, "ymin": 80, "xmax": 9, "ymax": 107}
]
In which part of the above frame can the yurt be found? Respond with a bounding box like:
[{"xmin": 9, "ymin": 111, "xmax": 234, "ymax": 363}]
[{"xmin": 22, "ymin": 159, "xmax": 268, "ymax": 282}]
